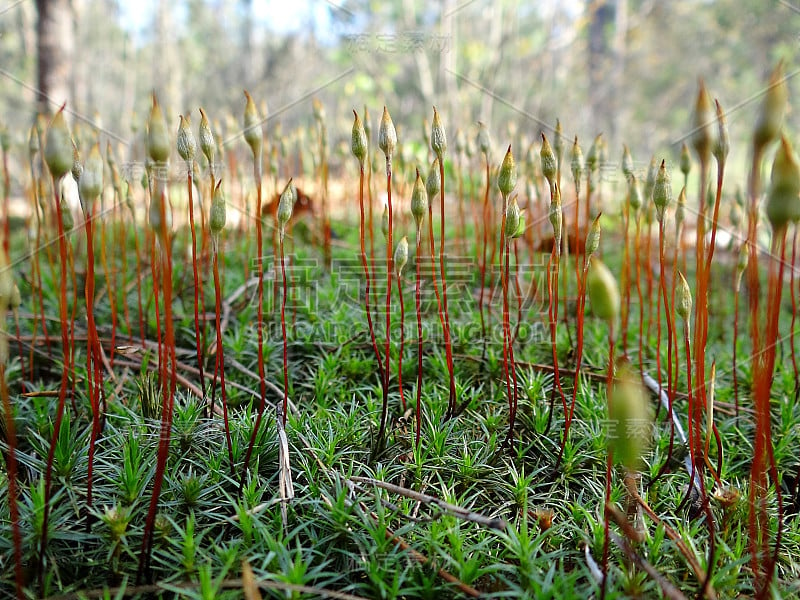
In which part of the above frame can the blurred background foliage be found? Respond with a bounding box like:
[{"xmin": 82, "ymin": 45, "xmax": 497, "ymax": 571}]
[{"xmin": 1, "ymin": 0, "xmax": 799, "ymax": 185}]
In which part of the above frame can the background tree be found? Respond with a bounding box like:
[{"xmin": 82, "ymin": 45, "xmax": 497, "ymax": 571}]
[{"xmin": 35, "ymin": 0, "xmax": 75, "ymax": 115}]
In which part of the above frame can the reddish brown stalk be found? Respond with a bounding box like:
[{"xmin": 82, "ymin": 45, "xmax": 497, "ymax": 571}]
[
  {"xmin": 376, "ymin": 159, "xmax": 394, "ymax": 451},
  {"xmin": 211, "ymin": 240, "xmax": 234, "ymax": 468},
  {"xmin": 790, "ymin": 228, "xmax": 798, "ymax": 385},
  {"xmin": 187, "ymin": 164, "xmax": 206, "ymax": 399},
  {"xmin": 470, "ymin": 166, "xmax": 482, "ymax": 266},
  {"xmin": 138, "ymin": 187, "xmax": 178, "ymax": 583},
  {"xmin": 396, "ymin": 268, "xmax": 406, "ymax": 410},
  {"xmin": 289, "ymin": 225, "xmax": 297, "ymax": 331},
  {"xmin": 196, "ymin": 180, "xmax": 208, "ymax": 355},
  {"xmin": 512, "ymin": 242, "xmax": 523, "ymax": 343},
  {"xmin": 503, "ymin": 236, "xmax": 519, "ymax": 448},
  {"xmin": 685, "ymin": 152, "xmax": 721, "ymax": 595},
  {"xmin": 569, "ymin": 179, "xmax": 581, "ymax": 331},
  {"xmin": 83, "ymin": 201, "xmax": 104, "ymax": 517},
  {"xmin": 556, "ymin": 231, "xmax": 593, "ymax": 468},
  {"xmin": 251, "ymin": 160, "xmax": 268, "ymax": 445},
  {"xmin": 544, "ymin": 245, "xmax": 567, "ymax": 434},
  {"xmin": 680, "ymin": 313, "xmax": 717, "ymax": 598},
  {"xmin": 438, "ymin": 158, "xmax": 458, "ymax": 417},
  {"xmin": 732, "ymin": 260, "xmax": 742, "ymax": 416},
  {"xmin": 746, "ymin": 149, "xmax": 764, "ymax": 358},
  {"xmin": 2, "ymin": 143, "xmax": 9, "ymax": 253},
  {"xmin": 644, "ymin": 227, "xmax": 654, "ymax": 343},
  {"xmin": 367, "ymin": 147, "xmax": 377, "ymax": 319},
  {"xmin": 455, "ymin": 153, "xmax": 467, "ymax": 249},
  {"xmin": 28, "ymin": 160, "xmax": 49, "ymax": 375},
  {"xmin": 118, "ymin": 208, "xmax": 133, "ymax": 341},
  {"xmin": 694, "ymin": 159, "xmax": 724, "ymax": 432},
  {"xmin": 620, "ymin": 203, "xmax": 631, "ymax": 351},
  {"xmin": 356, "ymin": 156, "xmax": 385, "ymax": 391},
  {"xmin": 599, "ymin": 327, "xmax": 615, "ymax": 600},
  {"xmin": 39, "ymin": 174, "xmax": 72, "ymax": 579},
  {"xmin": 427, "ymin": 198, "xmax": 445, "ymax": 366},
  {"xmin": 1, "ymin": 359, "xmax": 23, "ymax": 596},
  {"xmin": 501, "ymin": 223, "xmax": 513, "ymax": 448},
  {"xmin": 29, "ymin": 157, "xmax": 50, "ymax": 345},
  {"xmin": 67, "ymin": 230, "xmax": 79, "ymax": 407},
  {"xmin": 125, "ymin": 197, "xmax": 146, "ymax": 346},
  {"xmin": 280, "ymin": 231, "xmax": 290, "ymax": 425},
  {"xmin": 478, "ymin": 155, "xmax": 490, "ymax": 358},
  {"xmin": 653, "ymin": 218, "xmax": 676, "ymax": 483},
  {"xmin": 320, "ymin": 126, "xmax": 332, "ymax": 270},
  {"xmin": 415, "ymin": 225, "xmax": 424, "ymax": 448},
  {"xmin": 584, "ymin": 171, "xmax": 592, "ymax": 242},
  {"xmin": 749, "ymin": 232, "xmax": 786, "ymax": 599},
  {"xmin": 99, "ymin": 211, "xmax": 117, "ymax": 367},
  {"xmin": 668, "ymin": 219, "xmax": 683, "ymax": 422},
  {"xmin": 704, "ymin": 161, "xmax": 726, "ymax": 276}
]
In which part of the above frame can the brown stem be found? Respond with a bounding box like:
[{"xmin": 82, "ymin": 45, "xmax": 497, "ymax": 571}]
[
  {"xmin": 280, "ymin": 231, "xmax": 290, "ymax": 426},
  {"xmin": 396, "ymin": 270, "xmax": 406, "ymax": 411},
  {"xmin": 438, "ymin": 157, "xmax": 457, "ymax": 416},
  {"xmin": 415, "ymin": 227, "xmax": 424, "ymax": 448},
  {"xmin": 358, "ymin": 160, "xmax": 385, "ymax": 389},
  {"xmin": 212, "ymin": 240, "xmax": 234, "ymax": 469},
  {"xmin": 187, "ymin": 165, "xmax": 205, "ymax": 402},
  {"xmin": 1, "ymin": 362, "xmax": 23, "ymax": 596},
  {"xmin": 39, "ymin": 175, "xmax": 71, "ymax": 583},
  {"xmin": 376, "ymin": 159, "xmax": 393, "ymax": 452},
  {"xmin": 478, "ymin": 155, "xmax": 490, "ymax": 360},
  {"xmin": 600, "ymin": 327, "xmax": 615, "ymax": 600}
]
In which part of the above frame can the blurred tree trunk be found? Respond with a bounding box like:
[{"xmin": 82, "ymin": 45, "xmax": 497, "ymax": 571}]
[
  {"xmin": 153, "ymin": 0, "xmax": 181, "ymax": 114},
  {"xmin": 587, "ymin": 0, "xmax": 613, "ymax": 133},
  {"xmin": 240, "ymin": 0, "xmax": 255, "ymax": 88},
  {"xmin": 36, "ymin": 0, "xmax": 75, "ymax": 115},
  {"xmin": 610, "ymin": 0, "xmax": 628, "ymax": 143}
]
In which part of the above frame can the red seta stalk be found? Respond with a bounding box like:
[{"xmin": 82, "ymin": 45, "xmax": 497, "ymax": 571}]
[
  {"xmin": 99, "ymin": 210, "xmax": 117, "ymax": 367},
  {"xmin": 680, "ymin": 298, "xmax": 717, "ymax": 598},
  {"xmin": 512, "ymin": 242, "xmax": 523, "ymax": 343},
  {"xmin": 478, "ymin": 152, "xmax": 491, "ymax": 359},
  {"xmin": 378, "ymin": 165, "xmax": 393, "ymax": 448},
  {"xmin": 634, "ymin": 218, "xmax": 644, "ymax": 379},
  {"xmin": 749, "ymin": 230, "xmax": 787, "ymax": 599},
  {"xmin": 353, "ymin": 115, "xmax": 385, "ymax": 394},
  {"xmin": 124, "ymin": 187, "xmax": 146, "ymax": 347},
  {"xmin": 643, "ymin": 223, "xmax": 654, "ymax": 344},
  {"xmin": 29, "ymin": 154, "xmax": 51, "ymax": 350},
  {"xmin": 1, "ymin": 341, "xmax": 23, "ymax": 596},
  {"xmin": 599, "ymin": 327, "xmax": 616, "ymax": 600},
  {"xmin": 243, "ymin": 93, "xmax": 268, "ymax": 463},
  {"xmin": 653, "ymin": 214, "xmax": 676, "ymax": 483},
  {"xmin": 790, "ymin": 228, "xmax": 798, "ymax": 386},
  {"xmin": 415, "ymin": 227, "xmax": 424, "ymax": 447},
  {"xmin": 502, "ymin": 233, "xmax": 520, "ymax": 448},
  {"xmin": 138, "ymin": 185, "xmax": 178, "ymax": 583},
  {"xmin": 83, "ymin": 197, "xmax": 104, "ymax": 518},
  {"xmin": 39, "ymin": 173, "xmax": 72, "ymax": 580},
  {"xmin": 396, "ymin": 259, "xmax": 406, "ymax": 411},
  {"xmin": 620, "ymin": 202, "xmax": 631, "ymax": 351},
  {"xmin": 732, "ymin": 245, "xmax": 746, "ymax": 416},
  {"xmin": 241, "ymin": 178, "xmax": 294, "ymax": 489},
  {"xmin": 497, "ymin": 147, "xmax": 518, "ymax": 448},
  {"xmin": 435, "ymin": 130, "xmax": 458, "ymax": 418},
  {"xmin": 187, "ymin": 162, "xmax": 205, "ymax": 398},
  {"xmin": 280, "ymin": 227, "xmax": 290, "ymax": 425},
  {"xmin": 544, "ymin": 235, "xmax": 567, "ymax": 434},
  {"xmin": 212, "ymin": 237, "xmax": 234, "ymax": 470},
  {"xmin": 67, "ymin": 227, "xmax": 79, "ymax": 406},
  {"xmin": 556, "ymin": 214, "xmax": 599, "ymax": 468}
]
